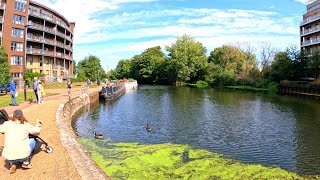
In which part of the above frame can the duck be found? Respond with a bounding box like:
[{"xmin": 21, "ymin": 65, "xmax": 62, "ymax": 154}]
[
  {"xmin": 93, "ymin": 131, "xmax": 103, "ymax": 139},
  {"xmin": 145, "ymin": 123, "xmax": 152, "ymax": 131}
]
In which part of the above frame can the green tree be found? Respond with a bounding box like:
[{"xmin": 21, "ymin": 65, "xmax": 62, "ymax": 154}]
[
  {"xmin": 207, "ymin": 45, "xmax": 247, "ymax": 85},
  {"xmin": 115, "ymin": 59, "xmax": 132, "ymax": 79},
  {"xmin": 132, "ymin": 46, "xmax": 165, "ymax": 84},
  {"xmin": 270, "ymin": 52, "xmax": 294, "ymax": 82},
  {"xmin": 166, "ymin": 35, "xmax": 207, "ymax": 84},
  {"xmin": 77, "ymin": 55, "xmax": 105, "ymax": 81},
  {"xmin": 73, "ymin": 61, "xmax": 77, "ymax": 75},
  {"xmin": 0, "ymin": 46, "xmax": 10, "ymax": 86},
  {"xmin": 308, "ymin": 49, "xmax": 320, "ymax": 80}
]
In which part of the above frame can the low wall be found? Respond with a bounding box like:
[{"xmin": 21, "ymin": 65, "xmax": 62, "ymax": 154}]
[{"xmin": 56, "ymin": 92, "xmax": 110, "ymax": 180}]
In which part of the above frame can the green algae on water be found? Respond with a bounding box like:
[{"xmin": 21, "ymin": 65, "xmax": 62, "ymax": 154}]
[{"xmin": 79, "ymin": 138, "xmax": 301, "ymax": 179}]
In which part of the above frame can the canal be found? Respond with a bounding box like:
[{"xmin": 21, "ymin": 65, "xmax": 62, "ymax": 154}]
[{"xmin": 72, "ymin": 85, "xmax": 320, "ymax": 175}]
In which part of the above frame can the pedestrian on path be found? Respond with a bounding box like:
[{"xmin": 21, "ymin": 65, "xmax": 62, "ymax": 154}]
[
  {"xmin": 67, "ymin": 79, "xmax": 72, "ymax": 94},
  {"xmin": 87, "ymin": 79, "xmax": 91, "ymax": 88},
  {"xmin": 37, "ymin": 80, "xmax": 42, "ymax": 104},
  {"xmin": 0, "ymin": 109, "xmax": 42, "ymax": 174},
  {"xmin": 33, "ymin": 77, "xmax": 39, "ymax": 103},
  {"xmin": 9, "ymin": 79, "xmax": 18, "ymax": 106},
  {"xmin": 39, "ymin": 81, "xmax": 46, "ymax": 103}
]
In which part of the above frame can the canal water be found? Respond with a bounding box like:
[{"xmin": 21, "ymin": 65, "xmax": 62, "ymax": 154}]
[{"xmin": 72, "ymin": 85, "xmax": 320, "ymax": 175}]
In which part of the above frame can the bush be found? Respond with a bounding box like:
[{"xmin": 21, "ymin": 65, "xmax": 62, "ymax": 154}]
[
  {"xmin": 267, "ymin": 82, "xmax": 279, "ymax": 94},
  {"xmin": 69, "ymin": 78, "xmax": 84, "ymax": 82},
  {"xmin": 195, "ymin": 81, "xmax": 209, "ymax": 88}
]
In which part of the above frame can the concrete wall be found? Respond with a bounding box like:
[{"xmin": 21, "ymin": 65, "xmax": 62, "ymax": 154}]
[{"xmin": 56, "ymin": 92, "xmax": 110, "ymax": 180}]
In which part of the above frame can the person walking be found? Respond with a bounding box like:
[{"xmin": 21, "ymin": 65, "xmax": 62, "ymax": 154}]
[
  {"xmin": 33, "ymin": 77, "xmax": 38, "ymax": 103},
  {"xmin": 0, "ymin": 109, "xmax": 42, "ymax": 174},
  {"xmin": 9, "ymin": 79, "xmax": 18, "ymax": 106},
  {"xmin": 39, "ymin": 81, "xmax": 46, "ymax": 103},
  {"xmin": 67, "ymin": 79, "xmax": 72, "ymax": 94},
  {"xmin": 36, "ymin": 80, "xmax": 42, "ymax": 104},
  {"xmin": 87, "ymin": 79, "xmax": 91, "ymax": 88}
]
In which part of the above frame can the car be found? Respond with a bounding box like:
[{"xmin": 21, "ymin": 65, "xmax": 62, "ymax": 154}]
[{"xmin": 0, "ymin": 85, "xmax": 10, "ymax": 94}]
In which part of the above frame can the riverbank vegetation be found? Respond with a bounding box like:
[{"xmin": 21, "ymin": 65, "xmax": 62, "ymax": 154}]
[
  {"xmin": 80, "ymin": 138, "xmax": 301, "ymax": 179},
  {"xmin": 110, "ymin": 35, "xmax": 320, "ymax": 92}
]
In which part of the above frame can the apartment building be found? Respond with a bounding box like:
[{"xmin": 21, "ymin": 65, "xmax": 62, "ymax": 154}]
[
  {"xmin": 0, "ymin": 0, "xmax": 75, "ymax": 88},
  {"xmin": 300, "ymin": 0, "xmax": 320, "ymax": 55}
]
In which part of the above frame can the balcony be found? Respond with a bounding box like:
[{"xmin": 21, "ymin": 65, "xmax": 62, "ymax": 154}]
[
  {"xmin": 301, "ymin": 38, "xmax": 320, "ymax": 47},
  {"xmin": 56, "ymin": 41, "xmax": 64, "ymax": 48},
  {"xmin": 43, "ymin": 38, "xmax": 55, "ymax": 46},
  {"xmin": 29, "ymin": 10, "xmax": 72, "ymax": 34},
  {"xmin": 301, "ymin": 14, "xmax": 320, "ymax": 26},
  {"xmin": 27, "ymin": 35, "xmax": 43, "ymax": 43}
]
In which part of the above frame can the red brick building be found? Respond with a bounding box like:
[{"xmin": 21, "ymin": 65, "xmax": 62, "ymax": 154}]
[{"xmin": 0, "ymin": 0, "xmax": 75, "ymax": 88}]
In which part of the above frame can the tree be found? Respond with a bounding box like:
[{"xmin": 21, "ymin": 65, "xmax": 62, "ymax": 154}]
[
  {"xmin": 270, "ymin": 51, "xmax": 294, "ymax": 82},
  {"xmin": 166, "ymin": 35, "xmax": 207, "ymax": 84},
  {"xmin": 0, "ymin": 45, "xmax": 10, "ymax": 86},
  {"xmin": 115, "ymin": 59, "xmax": 132, "ymax": 79},
  {"xmin": 308, "ymin": 49, "xmax": 320, "ymax": 80},
  {"xmin": 259, "ymin": 42, "xmax": 276, "ymax": 74},
  {"xmin": 208, "ymin": 45, "xmax": 246, "ymax": 82},
  {"xmin": 73, "ymin": 61, "xmax": 77, "ymax": 76},
  {"xmin": 77, "ymin": 55, "xmax": 105, "ymax": 81}
]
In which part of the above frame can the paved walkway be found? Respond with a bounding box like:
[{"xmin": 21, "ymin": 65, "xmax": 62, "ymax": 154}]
[{"xmin": 0, "ymin": 87, "xmax": 100, "ymax": 179}]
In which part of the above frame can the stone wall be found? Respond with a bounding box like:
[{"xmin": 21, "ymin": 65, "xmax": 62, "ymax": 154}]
[{"xmin": 56, "ymin": 92, "xmax": 110, "ymax": 180}]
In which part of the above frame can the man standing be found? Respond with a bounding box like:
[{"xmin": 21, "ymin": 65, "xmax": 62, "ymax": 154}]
[
  {"xmin": 33, "ymin": 77, "xmax": 38, "ymax": 103},
  {"xmin": 9, "ymin": 79, "xmax": 17, "ymax": 106}
]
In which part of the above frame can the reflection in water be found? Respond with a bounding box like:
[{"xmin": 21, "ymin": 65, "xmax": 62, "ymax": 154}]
[{"xmin": 72, "ymin": 85, "xmax": 320, "ymax": 175}]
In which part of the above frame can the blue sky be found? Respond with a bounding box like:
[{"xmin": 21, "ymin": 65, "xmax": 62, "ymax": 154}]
[{"xmin": 35, "ymin": 0, "xmax": 315, "ymax": 70}]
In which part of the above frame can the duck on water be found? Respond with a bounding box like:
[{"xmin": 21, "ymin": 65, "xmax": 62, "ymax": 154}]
[{"xmin": 93, "ymin": 131, "xmax": 103, "ymax": 139}]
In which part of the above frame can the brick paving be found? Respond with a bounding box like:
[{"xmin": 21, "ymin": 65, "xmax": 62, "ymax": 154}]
[{"xmin": 0, "ymin": 87, "xmax": 105, "ymax": 179}]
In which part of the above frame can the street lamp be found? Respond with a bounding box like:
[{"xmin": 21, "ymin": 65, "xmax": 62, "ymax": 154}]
[{"xmin": 24, "ymin": 24, "xmax": 32, "ymax": 101}]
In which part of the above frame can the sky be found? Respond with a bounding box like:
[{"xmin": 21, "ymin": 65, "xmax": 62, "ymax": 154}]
[{"xmin": 33, "ymin": 0, "xmax": 316, "ymax": 71}]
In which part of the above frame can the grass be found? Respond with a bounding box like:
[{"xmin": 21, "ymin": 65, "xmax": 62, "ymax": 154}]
[
  {"xmin": 43, "ymin": 82, "xmax": 96, "ymax": 89},
  {"xmin": 224, "ymin": 86, "xmax": 268, "ymax": 92},
  {"xmin": 0, "ymin": 91, "xmax": 58, "ymax": 108},
  {"xmin": 79, "ymin": 138, "xmax": 303, "ymax": 180}
]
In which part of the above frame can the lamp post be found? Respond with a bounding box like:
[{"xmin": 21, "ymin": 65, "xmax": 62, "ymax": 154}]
[{"xmin": 24, "ymin": 24, "xmax": 31, "ymax": 101}]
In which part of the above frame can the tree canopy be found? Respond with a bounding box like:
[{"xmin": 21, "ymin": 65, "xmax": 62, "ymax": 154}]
[
  {"xmin": 0, "ymin": 46, "xmax": 10, "ymax": 86},
  {"xmin": 77, "ymin": 55, "xmax": 106, "ymax": 81}
]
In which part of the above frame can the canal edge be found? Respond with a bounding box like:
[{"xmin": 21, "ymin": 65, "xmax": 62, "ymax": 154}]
[{"xmin": 56, "ymin": 92, "xmax": 111, "ymax": 180}]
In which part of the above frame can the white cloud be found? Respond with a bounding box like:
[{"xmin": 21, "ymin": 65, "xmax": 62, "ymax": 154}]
[
  {"xmin": 32, "ymin": 1, "xmax": 301, "ymax": 70},
  {"xmin": 294, "ymin": 0, "xmax": 316, "ymax": 4}
]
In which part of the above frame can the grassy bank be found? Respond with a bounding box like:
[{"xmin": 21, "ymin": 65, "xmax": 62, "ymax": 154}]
[
  {"xmin": 224, "ymin": 86, "xmax": 268, "ymax": 92},
  {"xmin": 80, "ymin": 138, "xmax": 301, "ymax": 179},
  {"xmin": 0, "ymin": 92, "xmax": 57, "ymax": 108}
]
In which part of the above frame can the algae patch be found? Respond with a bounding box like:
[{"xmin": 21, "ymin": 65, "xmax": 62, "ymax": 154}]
[{"xmin": 79, "ymin": 138, "xmax": 301, "ymax": 179}]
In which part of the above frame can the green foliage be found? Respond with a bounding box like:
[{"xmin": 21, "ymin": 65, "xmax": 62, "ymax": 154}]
[
  {"xmin": 79, "ymin": 138, "xmax": 301, "ymax": 180},
  {"xmin": 308, "ymin": 49, "xmax": 320, "ymax": 80},
  {"xmin": 190, "ymin": 80, "xmax": 209, "ymax": 88},
  {"xmin": 267, "ymin": 82, "xmax": 279, "ymax": 94},
  {"xmin": 166, "ymin": 35, "xmax": 207, "ymax": 83},
  {"xmin": 24, "ymin": 71, "xmax": 45, "ymax": 82},
  {"xmin": 69, "ymin": 78, "xmax": 84, "ymax": 82},
  {"xmin": 0, "ymin": 46, "xmax": 9, "ymax": 86},
  {"xmin": 77, "ymin": 55, "xmax": 106, "ymax": 81},
  {"xmin": 270, "ymin": 51, "xmax": 294, "ymax": 82},
  {"xmin": 115, "ymin": 59, "xmax": 132, "ymax": 79}
]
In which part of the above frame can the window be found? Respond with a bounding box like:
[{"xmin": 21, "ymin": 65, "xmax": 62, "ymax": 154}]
[
  {"xmin": 13, "ymin": 14, "xmax": 25, "ymax": 24},
  {"xmin": 15, "ymin": 0, "xmax": 27, "ymax": 12},
  {"xmin": 11, "ymin": 42, "xmax": 23, "ymax": 51},
  {"xmin": 46, "ymin": 59, "xmax": 49, "ymax": 65},
  {"xmin": 11, "ymin": 28, "xmax": 24, "ymax": 38},
  {"xmin": 40, "ymin": 58, "xmax": 43, "ymax": 66},
  {"xmin": 12, "ymin": 73, "xmax": 21, "ymax": 78},
  {"xmin": 46, "ymin": 70, "xmax": 49, "ymax": 76},
  {"xmin": 11, "ymin": 56, "xmax": 23, "ymax": 65},
  {"xmin": 29, "ymin": 57, "xmax": 33, "ymax": 66}
]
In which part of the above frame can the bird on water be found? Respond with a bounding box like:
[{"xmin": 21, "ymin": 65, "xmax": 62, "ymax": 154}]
[
  {"xmin": 93, "ymin": 131, "xmax": 103, "ymax": 139},
  {"xmin": 146, "ymin": 123, "xmax": 152, "ymax": 131}
]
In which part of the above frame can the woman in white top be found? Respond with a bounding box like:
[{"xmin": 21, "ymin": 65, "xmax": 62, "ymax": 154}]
[
  {"xmin": 0, "ymin": 109, "xmax": 42, "ymax": 174},
  {"xmin": 37, "ymin": 80, "xmax": 43, "ymax": 104}
]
